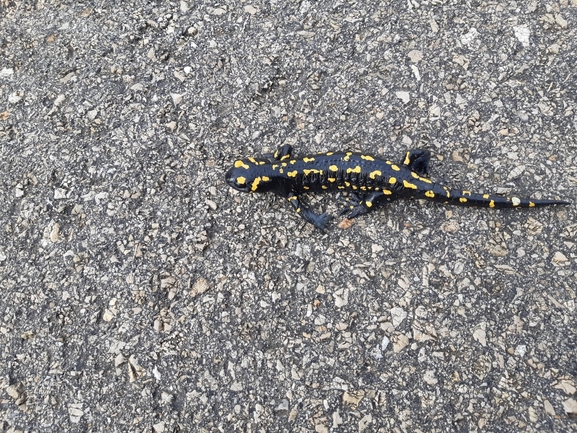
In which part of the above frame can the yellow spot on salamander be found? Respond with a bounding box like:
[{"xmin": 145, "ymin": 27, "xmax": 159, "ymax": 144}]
[
  {"xmin": 289, "ymin": 160, "xmax": 296, "ymax": 164},
  {"xmin": 303, "ymin": 157, "xmax": 315, "ymax": 162},
  {"xmin": 321, "ymin": 185, "xmax": 328, "ymax": 189},
  {"xmin": 512, "ymin": 197, "xmax": 521, "ymax": 206},
  {"xmin": 383, "ymin": 189, "xmax": 392, "ymax": 195},
  {"xmin": 328, "ymin": 177, "xmax": 336, "ymax": 182},
  {"xmin": 287, "ymin": 170, "xmax": 298, "ymax": 177},
  {"xmin": 365, "ymin": 201, "xmax": 373, "ymax": 207},
  {"xmin": 329, "ymin": 165, "xmax": 338, "ymax": 172},
  {"xmin": 403, "ymin": 152, "xmax": 411, "ymax": 165},
  {"xmin": 361, "ymin": 186, "xmax": 366, "ymax": 191},
  {"xmin": 287, "ymin": 196, "xmax": 297, "ymax": 201},
  {"xmin": 361, "ymin": 155, "xmax": 374, "ymax": 161},
  {"xmin": 529, "ymin": 201, "xmax": 535, "ymax": 207},
  {"xmin": 489, "ymin": 200, "xmax": 495, "ymax": 208},
  {"xmin": 345, "ymin": 181, "xmax": 351, "ymax": 187},
  {"xmin": 326, "ymin": 151, "xmax": 334, "ymax": 156},
  {"xmin": 411, "ymin": 172, "xmax": 420, "ymax": 178},
  {"xmin": 369, "ymin": 170, "xmax": 382, "ymax": 179},
  {"xmin": 251, "ymin": 176, "xmax": 267, "ymax": 191},
  {"xmin": 346, "ymin": 166, "xmax": 361, "ymax": 174},
  {"xmin": 459, "ymin": 197, "xmax": 468, "ymax": 203},
  {"xmin": 389, "ymin": 177, "xmax": 396, "ymax": 184},
  {"xmin": 483, "ymin": 194, "xmax": 490, "ymax": 199},
  {"xmin": 234, "ymin": 160, "xmax": 249, "ymax": 169},
  {"xmin": 280, "ymin": 154, "xmax": 291, "ymax": 161},
  {"xmin": 296, "ymin": 207, "xmax": 301, "ymax": 212},
  {"xmin": 343, "ymin": 152, "xmax": 353, "ymax": 161},
  {"xmin": 403, "ymin": 180, "xmax": 418, "ymax": 189},
  {"xmin": 425, "ymin": 190, "xmax": 435, "ymax": 198},
  {"xmin": 304, "ymin": 169, "xmax": 322, "ymax": 176},
  {"xmin": 281, "ymin": 162, "xmax": 287, "ymax": 167},
  {"xmin": 248, "ymin": 157, "xmax": 257, "ymax": 164},
  {"xmin": 444, "ymin": 187, "xmax": 451, "ymax": 198},
  {"xmin": 272, "ymin": 164, "xmax": 278, "ymax": 170},
  {"xmin": 391, "ymin": 164, "xmax": 400, "ymax": 171},
  {"xmin": 236, "ymin": 176, "xmax": 246, "ymax": 185},
  {"xmin": 303, "ymin": 186, "xmax": 309, "ymax": 190},
  {"xmin": 462, "ymin": 190, "xmax": 471, "ymax": 196}
]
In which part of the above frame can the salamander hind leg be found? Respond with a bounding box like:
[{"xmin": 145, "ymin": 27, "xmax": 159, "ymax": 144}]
[
  {"xmin": 402, "ymin": 149, "xmax": 431, "ymax": 176},
  {"xmin": 338, "ymin": 192, "xmax": 365, "ymax": 216},
  {"xmin": 287, "ymin": 193, "xmax": 331, "ymax": 230},
  {"xmin": 343, "ymin": 191, "xmax": 394, "ymax": 219}
]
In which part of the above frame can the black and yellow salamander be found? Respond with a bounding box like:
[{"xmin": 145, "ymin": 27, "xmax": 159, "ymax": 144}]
[{"xmin": 225, "ymin": 145, "xmax": 571, "ymax": 230}]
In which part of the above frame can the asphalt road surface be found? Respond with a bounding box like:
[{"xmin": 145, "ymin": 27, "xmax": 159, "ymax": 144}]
[{"xmin": 1, "ymin": 1, "xmax": 576, "ymax": 431}]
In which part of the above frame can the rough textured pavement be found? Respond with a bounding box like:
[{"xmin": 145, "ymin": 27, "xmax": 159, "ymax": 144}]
[{"xmin": 1, "ymin": 1, "xmax": 576, "ymax": 432}]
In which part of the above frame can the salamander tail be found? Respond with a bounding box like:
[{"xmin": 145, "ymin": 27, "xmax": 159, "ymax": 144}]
[
  {"xmin": 521, "ymin": 198, "xmax": 571, "ymax": 208},
  {"xmin": 446, "ymin": 189, "xmax": 571, "ymax": 208}
]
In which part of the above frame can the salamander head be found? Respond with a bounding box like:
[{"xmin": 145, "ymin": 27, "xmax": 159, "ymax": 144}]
[{"xmin": 225, "ymin": 158, "xmax": 275, "ymax": 193}]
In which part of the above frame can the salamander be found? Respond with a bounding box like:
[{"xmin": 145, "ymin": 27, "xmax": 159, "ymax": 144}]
[{"xmin": 225, "ymin": 145, "xmax": 571, "ymax": 230}]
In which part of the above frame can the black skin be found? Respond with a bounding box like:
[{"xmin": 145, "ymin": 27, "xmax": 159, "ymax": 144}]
[{"xmin": 225, "ymin": 145, "xmax": 571, "ymax": 230}]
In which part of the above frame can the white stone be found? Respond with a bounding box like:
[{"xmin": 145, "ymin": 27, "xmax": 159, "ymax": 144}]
[
  {"xmin": 473, "ymin": 327, "xmax": 487, "ymax": 346},
  {"xmin": 50, "ymin": 223, "xmax": 60, "ymax": 242},
  {"xmin": 407, "ymin": 50, "xmax": 422, "ymax": 63},
  {"xmin": 513, "ymin": 25, "xmax": 531, "ymax": 47},
  {"xmin": 8, "ymin": 92, "xmax": 22, "ymax": 104},
  {"xmin": 423, "ymin": 370, "xmax": 438, "ymax": 385},
  {"xmin": 0, "ymin": 68, "xmax": 14, "ymax": 78},
  {"xmin": 392, "ymin": 333, "xmax": 409, "ymax": 352},
  {"xmin": 390, "ymin": 307, "xmax": 407, "ymax": 327},
  {"xmin": 54, "ymin": 188, "xmax": 67, "ymax": 199},
  {"xmin": 381, "ymin": 335, "xmax": 390, "ymax": 351},
  {"xmin": 514, "ymin": 344, "xmax": 527, "ymax": 357},
  {"xmin": 171, "ymin": 92, "xmax": 185, "ymax": 105},
  {"xmin": 54, "ymin": 94, "xmax": 66, "ymax": 107},
  {"xmin": 411, "ymin": 65, "xmax": 421, "ymax": 81},
  {"xmin": 103, "ymin": 309, "xmax": 115, "ymax": 322},
  {"xmin": 552, "ymin": 251, "xmax": 569, "ymax": 265},
  {"xmin": 461, "ymin": 27, "xmax": 479, "ymax": 45},
  {"xmin": 244, "ymin": 5, "xmax": 259, "ymax": 14},
  {"xmin": 563, "ymin": 398, "xmax": 577, "ymax": 416},
  {"xmin": 371, "ymin": 243, "xmax": 384, "ymax": 253},
  {"xmin": 395, "ymin": 91, "xmax": 410, "ymax": 104}
]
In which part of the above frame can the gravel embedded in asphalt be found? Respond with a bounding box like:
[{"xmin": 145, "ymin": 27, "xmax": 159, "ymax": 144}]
[{"xmin": 1, "ymin": 1, "xmax": 576, "ymax": 431}]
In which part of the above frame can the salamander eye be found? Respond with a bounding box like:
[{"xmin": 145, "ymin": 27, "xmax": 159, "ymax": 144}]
[
  {"xmin": 225, "ymin": 165, "xmax": 251, "ymax": 192},
  {"xmin": 234, "ymin": 176, "xmax": 248, "ymax": 189}
]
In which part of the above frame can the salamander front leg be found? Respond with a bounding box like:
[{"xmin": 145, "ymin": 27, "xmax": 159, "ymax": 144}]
[
  {"xmin": 287, "ymin": 193, "xmax": 331, "ymax": 230},
  {"xmin": 261, "ymin": 144, "xmax": 293, "ymax": 161},
  {"xmin": 273, "ymin": 144, "xmax": 293, "ymax": 161}
]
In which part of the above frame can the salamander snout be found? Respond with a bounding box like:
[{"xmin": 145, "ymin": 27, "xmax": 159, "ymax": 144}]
[{"xmin": 225, "ymin": 163, "xmax": 252, "ymax": 193}]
